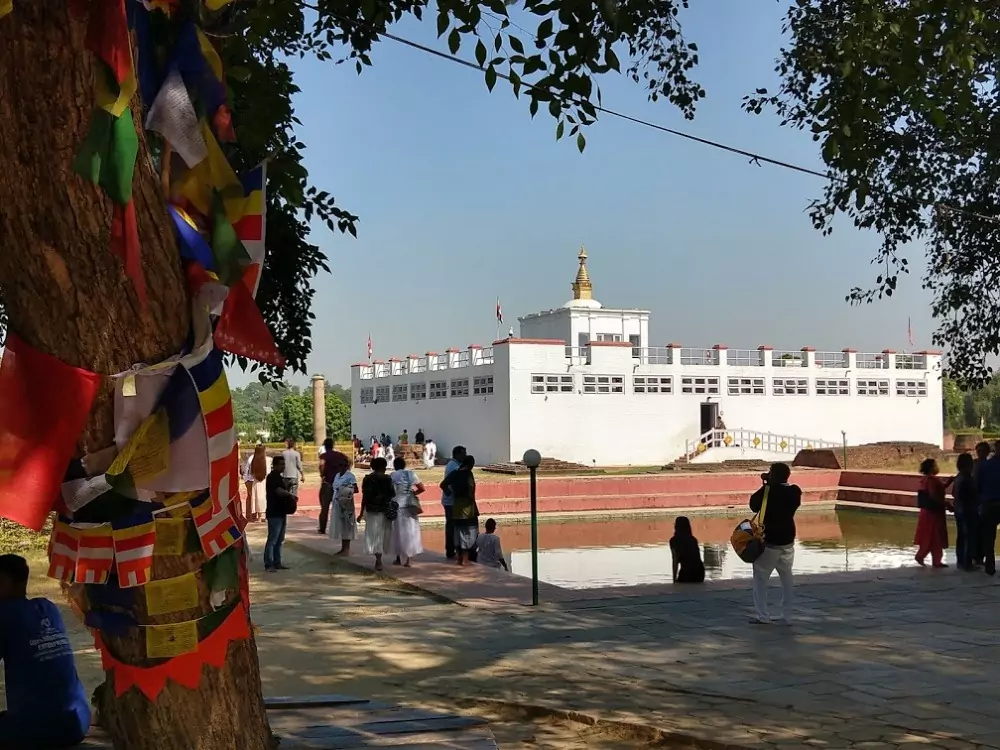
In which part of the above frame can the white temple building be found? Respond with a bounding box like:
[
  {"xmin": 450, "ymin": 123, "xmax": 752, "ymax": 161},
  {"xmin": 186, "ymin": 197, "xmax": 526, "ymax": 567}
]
[{"xmin": 351, "ymin": 248, "xmax": 944, "ymax": 467}]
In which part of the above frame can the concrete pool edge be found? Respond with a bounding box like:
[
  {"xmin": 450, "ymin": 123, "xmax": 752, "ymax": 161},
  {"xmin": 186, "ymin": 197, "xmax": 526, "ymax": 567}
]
[{"xmin": 282, "ymin": 513, "xmax": 946, "ymax": 612}]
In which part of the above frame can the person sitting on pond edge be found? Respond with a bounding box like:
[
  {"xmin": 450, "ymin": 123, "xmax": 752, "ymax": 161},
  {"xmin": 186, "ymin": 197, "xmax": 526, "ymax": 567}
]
[
  {"xmin": 0, "ymin": 554, "xmax": 91, "ymax": 749},
  {"xmin": 669, "ymin": 516, "xmax": 705, "ymax": 583}
]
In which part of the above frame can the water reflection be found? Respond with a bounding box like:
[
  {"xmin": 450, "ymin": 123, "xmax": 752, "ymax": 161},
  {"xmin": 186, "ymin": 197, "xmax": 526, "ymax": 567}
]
[
  {"xmin": 458, "ymin": 510, "xmax": 972, "ymax": 589},
  {"xmin": 421, "ymin": 509, "xmax": 988, "ymax": 589}
]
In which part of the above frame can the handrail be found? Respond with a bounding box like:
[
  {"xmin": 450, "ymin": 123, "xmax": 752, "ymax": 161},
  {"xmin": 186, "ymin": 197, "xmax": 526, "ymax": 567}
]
[{"xmin": 682, "ymin": 428, "xmax": 841, "ymax": 463}]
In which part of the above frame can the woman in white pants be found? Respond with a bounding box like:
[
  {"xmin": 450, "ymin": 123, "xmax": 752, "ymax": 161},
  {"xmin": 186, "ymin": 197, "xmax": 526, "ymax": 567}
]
[{"xmin": 749, "ymin": 463, "xmax": 802, "ymax": 624}]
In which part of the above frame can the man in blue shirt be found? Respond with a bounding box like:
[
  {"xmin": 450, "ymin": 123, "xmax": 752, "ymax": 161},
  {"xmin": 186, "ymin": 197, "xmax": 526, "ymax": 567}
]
[
  {"xmin": 0, "ymin": 554, "xmax": 91, "ymax": 748},
  {"xmin": 441, "ymin": 445, "xmax": 466, "ymax": 559}
]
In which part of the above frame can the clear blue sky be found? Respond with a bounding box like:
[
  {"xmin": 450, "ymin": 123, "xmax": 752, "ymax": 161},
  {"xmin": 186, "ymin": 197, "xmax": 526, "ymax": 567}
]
[{"xmin": 231, "ymin": 0, "xmax": 934, "ymax": 388}]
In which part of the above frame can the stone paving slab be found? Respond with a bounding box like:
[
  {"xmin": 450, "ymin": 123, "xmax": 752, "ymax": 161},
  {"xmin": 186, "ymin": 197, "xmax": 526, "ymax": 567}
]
[{"xmin": 274, "ymin": 522, "xmax": 1000, "ymax": 749}]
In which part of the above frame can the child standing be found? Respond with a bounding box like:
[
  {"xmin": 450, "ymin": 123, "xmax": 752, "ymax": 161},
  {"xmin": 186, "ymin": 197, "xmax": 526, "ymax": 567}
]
[{"xmin": 476, "ymin": 518, "xmax": 508, "ymax": 571}]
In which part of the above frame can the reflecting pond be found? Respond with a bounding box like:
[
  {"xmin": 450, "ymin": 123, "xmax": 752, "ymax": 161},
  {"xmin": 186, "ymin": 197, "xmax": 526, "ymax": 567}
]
[{"xmin": 424, "ymin": 509, "xmax": 978, "ymax": 589}]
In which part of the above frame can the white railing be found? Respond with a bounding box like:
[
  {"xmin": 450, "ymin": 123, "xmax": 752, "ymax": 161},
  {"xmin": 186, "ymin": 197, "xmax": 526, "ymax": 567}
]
[
  {"xmin": 359, "ymin": 366, "xmax": 374, "ymax": 380},
  {"xmin": 772, "ymin": 351, "xmax": 806, "ymax": 367},
  {"xmin": 428, "ymin": 355, "xmax": 446, "ymax": 371},
  {"xmin": 633, "ymin": 347, "xmax": 672, "ymax": 365},
  {"xmin": 727, "ymin": 349, "xmax": 764, "ymax": 367},
  {"xmin": 856, "ymin": 352, "xmax": 887, "ymax": 369},
  {"xmin": 410, "ymin": 357, "xmax": 428, "ymax": 374},
  {"xmin": 455, "ymin": 350, "xmax": 471, "ymax": 368},
  {"xmin": 814, "ymin": 351, "xmax": 846, "ymax": 368},
  {"xmin": 482, "ymin": 347, "xmax": 495, "ymax": 365},
  {"xmin": 565, "ymin": 346, "xmax": 590, "ymax": 365},
  {"xmin": 681, "ymin": 348, "xmax": 716, "ymax": 366},
  {"xmin": 895, "ymin": 353, "xmax": 928, "ymax": 370},
  {"xmin": 683, "ymin": 428, "xmax": 841, "ymax": 463},
  {"xmin": 373, "ymin": 362, "xmax": 390, "ymax": 378}
]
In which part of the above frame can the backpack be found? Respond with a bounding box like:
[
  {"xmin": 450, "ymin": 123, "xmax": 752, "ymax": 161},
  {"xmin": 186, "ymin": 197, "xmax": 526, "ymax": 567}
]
[{"xmin": 730, "ymin": 486, "xmax": 769, "ymax": 563}]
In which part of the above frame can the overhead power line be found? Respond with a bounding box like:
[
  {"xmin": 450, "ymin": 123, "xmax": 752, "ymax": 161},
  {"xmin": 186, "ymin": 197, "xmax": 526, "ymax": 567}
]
[{"xmin": 296, "ymin": 1, "xmax": 1000, "ymax": 226}]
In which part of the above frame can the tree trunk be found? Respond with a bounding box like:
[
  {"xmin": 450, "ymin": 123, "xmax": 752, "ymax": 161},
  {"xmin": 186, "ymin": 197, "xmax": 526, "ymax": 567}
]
[{"xmin": 0, "ymin": 3, "xmax": 272, "ymax": 748}]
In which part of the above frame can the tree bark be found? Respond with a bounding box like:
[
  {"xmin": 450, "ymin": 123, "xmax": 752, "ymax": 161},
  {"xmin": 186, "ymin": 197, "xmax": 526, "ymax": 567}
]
[{"xmin": 0, "ymin": 3, "xmax": 271, "ymax": 748}]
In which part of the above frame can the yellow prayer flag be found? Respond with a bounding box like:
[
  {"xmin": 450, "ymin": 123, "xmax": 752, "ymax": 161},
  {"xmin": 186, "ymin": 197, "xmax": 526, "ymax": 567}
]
[
  {"xmin": 146, "ymin": 620, "xmax": 199, "ymax": 658},
  {"xmin": 0, "ymin": 1, "xmax": 13, "ymax": 18},
  {"xmin": 95, "ymin": 67, "xmax": 137, "ymax": 118},
  {"xmin": 172, "ymin": 121, "xmax": 247, "ymax": 223},
  {"xmin": 153, "ymin": 518, "xmax": 188, "ymax": 556},
  {"xmin": 205, "ymin": 0, "xmax": 238, "ymax": 10},
  {"xmin": 107, "ymin": 410, "xmax": 170, "ymax": 482},
  {"xmin": 196, "ymin": 28, "xmax": 224, "ymax": 81},
  {"xmin": 145, "ymin": 572, "xmax": 199, "ymax": 616}
]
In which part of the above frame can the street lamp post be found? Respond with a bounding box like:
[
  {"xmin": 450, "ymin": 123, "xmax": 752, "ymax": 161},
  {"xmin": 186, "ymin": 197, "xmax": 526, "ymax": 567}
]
[{"xmin": 523, "ymin": 449, "xmax": 542, "ymax": 606}]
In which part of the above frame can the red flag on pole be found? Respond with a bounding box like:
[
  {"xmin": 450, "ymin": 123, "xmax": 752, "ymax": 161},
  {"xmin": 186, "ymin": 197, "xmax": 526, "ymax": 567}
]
[
  {"xmin": 367, "ymin": 333, "xmax": 373, "ymax": 361},
  {"xmin": 0, "ymin": 335, "xmax": 102, "ymax": 530}
]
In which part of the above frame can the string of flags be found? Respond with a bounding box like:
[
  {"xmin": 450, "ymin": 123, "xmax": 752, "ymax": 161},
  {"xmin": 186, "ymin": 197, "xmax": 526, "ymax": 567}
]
[{"xmin": 0, "ymin": 0, "xmax": 276, "ymax": 700}]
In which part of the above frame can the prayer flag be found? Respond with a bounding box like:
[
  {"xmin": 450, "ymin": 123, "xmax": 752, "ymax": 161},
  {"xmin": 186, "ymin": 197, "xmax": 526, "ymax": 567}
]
[
  {"xmin": 112, "ymin": 517, "xmax": 157, "ymax": 588},
  {"xmin": 368, "ymin": 334, "xmax": 373, "ymax": 361},
  {"xmin": 185, "ymin": 348, "xmax": 238, "ymax": 512},
  {"xmin": 143, "ymin": 365, "xmax": 210, "ymax": 493},
  {"xmin": 233, "ymin": 163, "xmax": 266, "ymax": 296},
  {"xmin": 171, "ymin": 206, "xmax": 214, "ymax": 271},
  {"xmin": 47, "ymin": 520, "xmax": 80, "ymax": 583},
  {"xmin": 0, "ymin": 335, "xmax": 102, "ymax": 530},
  {"xmin": 0, "ymin": 1, "xmax": 13, "ymax": 18},
  {"xmin": 214, "ymin": 270, "xmax": 286, "ymax": 367},
  {"xmin": 190, "ymin": 494, "xmax": 241, "ymax": 558},
  {"xmin": 75, "ymin": 525, "xmax": 116, "ymax": 584},
  {"xmin": 496, "ymin": 297, "xmax": 503, "ymax": 325},
  {"xmin": 209, "ymin": 191, "xmax": 250, "ymax": 286},
  {"xmin": 908, "ymin": 317, "xmax": 915, "ymax": 348},
  {"xmin": 145, "ymin": 69, "xmax": 207, "ymax": 168}
]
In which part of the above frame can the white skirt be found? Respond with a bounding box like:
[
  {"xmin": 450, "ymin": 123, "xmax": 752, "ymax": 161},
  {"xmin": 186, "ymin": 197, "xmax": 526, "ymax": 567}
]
[
  {"xmin": 330, "ymin": 497, "xmax": 357, "ymax": 541},
  {"xmin": 364, "ymin": 512, "xmax": 393, "ymax": 555},
  {"xmin": 391, "ymin": 511, "xmax": 423, "ymax": 558},
  {"xmin": 245, "ymin": 481, "xmax": 264, "ymax": 517}
]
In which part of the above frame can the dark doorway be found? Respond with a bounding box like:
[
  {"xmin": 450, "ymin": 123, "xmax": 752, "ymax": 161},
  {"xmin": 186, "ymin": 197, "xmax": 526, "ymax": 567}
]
[{"xmin": 700, "ymin": 402, "xmax": 719, "ymax": 436}]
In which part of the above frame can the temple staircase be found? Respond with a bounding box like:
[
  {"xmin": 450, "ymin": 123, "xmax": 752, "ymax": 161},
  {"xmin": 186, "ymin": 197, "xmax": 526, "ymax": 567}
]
[{"xmin": 675, "ymin": 428, "xmax": 840, "ymax": 466}]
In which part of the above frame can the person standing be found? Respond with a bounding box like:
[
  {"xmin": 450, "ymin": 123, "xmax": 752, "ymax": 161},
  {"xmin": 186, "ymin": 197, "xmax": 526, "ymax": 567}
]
[
  {"xmin": 318, "ymin": 438, "xmax": 349, "ymax": 535},
  {"xmin": 914, "ymin": 457, "xmax": 951, "ymax": 568},
  {"xmin": 749, "ymin": 462, "xmax": 802, "ymax": 625},
  {"xmin": 441, "ymin": 445, "xmax": 466, "ymax": 559},
  {"xmin": 441, "ymin": 454, "xmax": 479, "ymax": 566},
  {"xmin": 330, "ymin": 458, "xmax": 360, "ymax": 555},
  {"xmin": 383, "ymin": 441, "xmax": 395, "ymax": 466},
  {"xmin": 359, "ymin": 457, "xmax": 396, "ymax": 571},
  {"xmin": 953, "ymin": 452, "xmax": 979, "ymax": 571},
  {"xmin": 243, "ymin": 444, "xmax": 267, "ymax": 522},
  {"xmin": 415, "ymin": 428, "xmax": 425, "ymax": 444},
  {"xmin": 390, "ymin": 457, "xmax": 426, "ymax": 567},
  {"xmin": 281, "ymin": 438, "xmax": 305, "ymax": 500},
  {"xmin": 0, "ymin": 555, "xmax": 91, "ymax": 749},
  {"xmin": 264, "ymin": 455, "xmax": 296, "ymax": 572},
  {"xmin": 399, "ymin": 429, "xmax": 409, "ymax": 445}
]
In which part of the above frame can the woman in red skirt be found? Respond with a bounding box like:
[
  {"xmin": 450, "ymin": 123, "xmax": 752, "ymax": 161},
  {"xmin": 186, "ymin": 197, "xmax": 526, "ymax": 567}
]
[{"xmin": 914, "ymin": 457, "xmax": 953, "ymax": 568}]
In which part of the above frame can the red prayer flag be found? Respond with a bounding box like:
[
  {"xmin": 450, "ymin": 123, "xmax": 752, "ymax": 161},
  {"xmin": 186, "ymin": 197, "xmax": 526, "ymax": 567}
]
[
  {"xmin": 0, "ymin": 335, "xmax": 102, "ymax": 530},
  {"xmin": 111, "ymin": 201, "xmax": 146, "ymax": 307},
  {"xmin": 214, "ymin": 270, "xmax": 286, "ymax": 368}
]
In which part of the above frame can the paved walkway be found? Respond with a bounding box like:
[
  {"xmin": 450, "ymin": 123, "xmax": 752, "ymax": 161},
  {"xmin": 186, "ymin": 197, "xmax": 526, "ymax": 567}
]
[{"xmin": 274, "ymin": 518, "xmax": 1000, "ymax": 750}]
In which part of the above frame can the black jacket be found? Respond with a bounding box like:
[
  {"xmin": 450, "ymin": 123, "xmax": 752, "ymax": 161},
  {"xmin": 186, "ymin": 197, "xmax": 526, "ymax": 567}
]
[
  {"xmin": 266, "ymin": 471, "xmax": 295, "ymax": 517},
  {"xmin": 750, "ymin": 483, "xmax": 802, "ymax": 547}
]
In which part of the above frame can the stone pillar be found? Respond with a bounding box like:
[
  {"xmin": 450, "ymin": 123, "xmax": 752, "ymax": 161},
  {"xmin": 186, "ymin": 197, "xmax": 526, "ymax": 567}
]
[{"xmin": 312, "ymin": 374, "xmax": 327, "ymax": 446}]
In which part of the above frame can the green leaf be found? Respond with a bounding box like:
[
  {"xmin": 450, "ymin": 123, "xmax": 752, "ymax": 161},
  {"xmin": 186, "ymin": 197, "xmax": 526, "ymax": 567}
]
[
  {"xmin": 485, "ymin": 65, "xmax": 497, "ymax": 91},
  {"xmin": 556, "ymin": 120, "xmax": 564, "ymax": 140},
  {"xmin": 576, "ymin": 132, "xmax": 586, "ymax": 152},
  {"xmin": 529, "ymin": 98, "xmax": 539, "ymax": 118},
  {"xmin": 606, "ymin": 47, "xmax": 619, "ymax": 72},
  {"xmin": 475, "ymin": 39, "xmax": 487, "ymax": 67},
  {"xmin": 509, "ymin": 35, "xmax": 524, "ymax": 54},
  {"xmin": 538, "ymin": 18, "xmax": 553, "ymax": 40},
  {"xmin": 448, "ymin": 29, "xmax": 461, "ymax": 54},
  {"xmin": 437, "ymin": 12, "xmax": 449, "ymax": 37}
]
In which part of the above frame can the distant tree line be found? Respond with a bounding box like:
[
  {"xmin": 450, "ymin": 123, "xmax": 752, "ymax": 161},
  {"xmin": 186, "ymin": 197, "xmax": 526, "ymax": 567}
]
[
  {"xmin": 944, "ymin": 377, "xmax": 1000, "ymax": 433},
  {"xmin": 232, "ymin": 380, "xmax": 351, "ymax": 443}
]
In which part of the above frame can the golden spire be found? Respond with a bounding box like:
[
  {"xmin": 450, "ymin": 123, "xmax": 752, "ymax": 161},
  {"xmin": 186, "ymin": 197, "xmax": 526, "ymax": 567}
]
[{"xmin": 571, "ymin": 246, "xmax": 593, "ymax": 300}]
